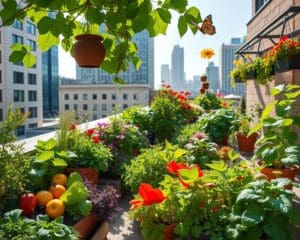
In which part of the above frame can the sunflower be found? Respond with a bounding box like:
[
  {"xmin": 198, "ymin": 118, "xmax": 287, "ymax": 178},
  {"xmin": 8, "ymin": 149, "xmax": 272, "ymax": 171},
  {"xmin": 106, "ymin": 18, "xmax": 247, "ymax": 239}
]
[{"xmin": 200, "ymin": 48, "xmax": 215, "ymax": 59}]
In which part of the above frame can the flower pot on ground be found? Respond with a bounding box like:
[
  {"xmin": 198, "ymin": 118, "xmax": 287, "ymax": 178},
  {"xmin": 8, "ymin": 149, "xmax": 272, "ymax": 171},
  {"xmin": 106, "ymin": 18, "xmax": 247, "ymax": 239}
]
[
  {"xmin": 260, "ymin": 166, "xmax": 296, "ymax": 181},
  {"xmin": 65, "ymin": 167, "xmax": 99, "ymax": 185},
  {"xmin": 275, "ymin": 54, "xmax": 300, "ymax": 72},
  {"xmin": 74, "ymin": 212, "xmax": 100, "ymax": 240},
  {"xmin": 73, "ymin": 34, "xmax": 106, "ymax": 68},
  {"xmin": 163, "ymin": 223, "xmax": 177, "ymax": 240},
  {"xmin": 236, "ymin": 132, "xmax": 258, "ymax": 153}
]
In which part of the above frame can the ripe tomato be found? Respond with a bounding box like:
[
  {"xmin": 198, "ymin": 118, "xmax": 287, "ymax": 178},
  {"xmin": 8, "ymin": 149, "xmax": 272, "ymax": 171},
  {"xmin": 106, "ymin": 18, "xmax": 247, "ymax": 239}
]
[
  {"xmin": 49, "ymin": 184, "xmax": 66, "ymax": 199},
  {"xmin": 19, "ymin": 193, "xmax": 37, "ymax": 216},
  {"xmin": 51, "ymin": 173, "xmax": 67, "ymax": 187},
  {"xmin": 36, "ymin": 191, "xmax": 53, "ymax": 207}
]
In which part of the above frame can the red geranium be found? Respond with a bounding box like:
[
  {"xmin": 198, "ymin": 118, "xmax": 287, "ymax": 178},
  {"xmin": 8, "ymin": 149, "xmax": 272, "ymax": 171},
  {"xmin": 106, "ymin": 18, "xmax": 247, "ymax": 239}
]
[
  {"xmin": 85, "ymin": 129, "xmax": 94, "ymax": 136},
  {"xmin": 92, "ymin": 136, "xmax": 100, "ymax": 143},
  {"xmin": 167, "ymin": 160, "xmax": 190, "ymax": 176},
  {"xmin": 130, "ymin": 183, "xmax": 166, "ymax": 210}
]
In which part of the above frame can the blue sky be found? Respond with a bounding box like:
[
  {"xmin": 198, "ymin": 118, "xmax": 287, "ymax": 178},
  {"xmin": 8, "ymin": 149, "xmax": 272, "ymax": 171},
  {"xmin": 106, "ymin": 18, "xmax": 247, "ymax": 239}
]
[{"xmin": 58, "ymin": 0, "xmax": 252, "ymax": 88}]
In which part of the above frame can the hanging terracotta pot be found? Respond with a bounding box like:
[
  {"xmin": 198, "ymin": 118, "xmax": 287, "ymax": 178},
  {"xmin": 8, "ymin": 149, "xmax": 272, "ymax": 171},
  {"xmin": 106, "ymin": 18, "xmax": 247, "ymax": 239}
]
[
  {"xmin": 236, "ymin": 132, "xmax": 258, "ymax": 153},
  {"xmin": 202, "ymin": 82, "xmax": 210, "ymax": 89},
  {"xmin": 73, "ymin": 34, "xmax": 106, "ymax": 68},
  {"xmin": 200, "ymin": 76, "xmax": 207, "ymax": 82}
]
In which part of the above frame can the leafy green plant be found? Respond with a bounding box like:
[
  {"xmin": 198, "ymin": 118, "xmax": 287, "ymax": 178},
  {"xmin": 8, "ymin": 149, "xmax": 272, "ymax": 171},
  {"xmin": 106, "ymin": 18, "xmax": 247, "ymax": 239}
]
[
  {"xmin": 193, "ymin": 91, "xmax": 222, "ymax": 111},
  {"xmin": 0, "ymin": 107, "xmax": 30, "ymax": 214},
  {"xmin": 0, "ymin": 209, "xmax": 79, "ymax": 240},
  {"xmin": 230, "ymin": 59, "xmax": 255, "ymax": 84},
  {"xmin": 28, "ymin": 138, "xmax": 76, "ymax": 190},
  {"xmin": 239, "ymin": 97, "xmax": 246, "ymax": 115},
  {"xmin": 251, "ymin": 84, "xmax": 300, "ymax": 169},
  {"xmin": 69, "ymin": 132, "xmax": 112, "ymax": 172},
  {"xmin": 226, "ymin": 178, "xmax": 300, "ymax": 240},
  {"xmin": 60, "ymin": 172, "xmax": 92, "ymax": 221},
  {"xmin": 252, "ymin": 57, "xmax": 273, "ymax": 84}
]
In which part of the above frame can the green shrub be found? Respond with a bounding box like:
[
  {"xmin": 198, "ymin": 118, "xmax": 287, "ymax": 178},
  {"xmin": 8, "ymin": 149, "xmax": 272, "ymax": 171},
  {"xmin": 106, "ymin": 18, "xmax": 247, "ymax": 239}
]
[{"xmin": 193, "ymin": 92, "xmax": 221, "ymax": 111}]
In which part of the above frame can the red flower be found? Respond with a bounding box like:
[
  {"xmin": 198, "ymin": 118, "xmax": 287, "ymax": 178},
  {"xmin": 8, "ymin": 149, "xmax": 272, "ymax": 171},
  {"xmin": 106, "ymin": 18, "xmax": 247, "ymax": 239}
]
[
  {"xmin": 167, "ymin": 160, "xmax": 190, "ymax": 176},
  {"xmin": 129, "ymin": 183, "xmax": 166, "ymax": 210},
  {"xmin": 92, "ymin": 136, "xmax": 100, "ymax": 143},
  {"xmin": 85, "ymin": 129, "xmax": 94, "ymax": 136}
]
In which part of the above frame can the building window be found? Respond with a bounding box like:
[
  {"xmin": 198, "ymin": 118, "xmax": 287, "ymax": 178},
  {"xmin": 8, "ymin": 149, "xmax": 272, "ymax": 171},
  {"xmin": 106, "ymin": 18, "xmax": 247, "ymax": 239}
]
[
  {"xmin": 12, "ymin": 34, "xmax": 23, "ymax": 44},
  {"xmin": 13, "ymin": 71, "xmax": 24, "ymax": 84},
  {"xmin": 102, "ymin": 114, "xmax": 107, "ymax": 118},
  {"xmin": 102, "ymin": 104, "xmax": 107, "ymax": 111},
  {"xmin": 112, "ymin": 104, "xmax": 115, "ymax": 109},
  {"xmin": 13, "ymin": 20, "xmax": 23, "ymax": 30},
  {"xmin": 73, "ymin": 94, "xmax": 78, "ymax": 100},
  {"xmin": 65, "ymin": 104, "xmax": 69, "ymax": 110},
  {"xmin": 0, "ymin": 90, "xmax": 2, "ymax": 102},
  {"xmin": 83, "ymin": 104, "xmax": 88, "ymax": 110},
  {"xmin": 28, "ymin": 90, "xmax": 37, "ymax": 101},
  {"xmin": 255, "ymin": 0, "xmax": 268, "ymax": 12},
  {"xmin": 26, "ymin": 21, "xmax": 36, "ymax": 35},
  {"xmin": 28, "ymin": 73, "xmax": 36, "ymax": 84},
  {"xmin": 133, "ymin": 93, "xmax": 139, "ymax": 100},
  {"xmin": 0, "ymin": 109, "xmax": 2, "ymax": 121},
  {"xmin": 93, "ymin": 104, "xmax": 97, "ymax": 111},
  {"xmin": 0, "ymin": 70, "xmax": 1, "ymax": 83},
  {"xmin": 112, "ymin": 94, "xmax": 117, "ymax": 100},
  {"xmin": 92, "ymin": 94, "xmax": 97, "ymax": 100},
  {"xmin": 102, "ymin": 94, "xmax": 107, "ymax": 100},
  {"xmin": 93, "ymin": 114, "xmax": 98, "ymax": 120},
  {"xmin": 27, "ymin": 39, "xmax": 36, "ymax": 51},
  {"xmin": 83, "ymin": 93, "xmax": 88, "ymax": 100},
  {"xmin": 16, "ymin": 125, "xmax": 25, "ymax": 136},
  {"xmin": 73, "ymin": 104, "xmax": 78, "ymax": 110},
  {"xmin": 14, "ymin": 90, "xmax": 24, "ymax": 102},
  {"xmin": 64, "ymin": 94, "xmax": 69, "ymax": 100},
  {"xmin": 29, "ymin": 123, "xmax": 37, "ymax": 129},
  {"xmin": 0, "ymin": 51, "xmax": 2, "ymax": 63},
  {"xmin": 123, "ymin": 93, "xmax": 128, "ymax": 100},
  {"xmin": 28, "ymin": 107, "xmax": 37, "ymax": 118},
  {"xmin": 123, "ymin": 104, "xmax": 128, "ymax": 109}
]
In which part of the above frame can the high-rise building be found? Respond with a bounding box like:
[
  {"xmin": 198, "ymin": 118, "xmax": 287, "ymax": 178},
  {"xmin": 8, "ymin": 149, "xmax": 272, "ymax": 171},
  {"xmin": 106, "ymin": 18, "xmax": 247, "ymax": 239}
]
[
  {"xmin": 76, "ymin": 30, "xmax": 154, "ymax": 89},
  {"xmin": 0, "ymin": 19, "xmax": 43, "ymax": 135},
  {"xmin": 206, "ymin": 62, "xmax": 220, "ymax": 92},
  {"xmin": 171, "ymin": 45, "xmax": 184, "ymax": 90},
  {"xmin": 161, "ymin": 64, "xmax": 170, "ymax": 84},
  {"xmin": 42, "ymin": 46, "xmax": 59, "ymax": 118},
  {"xmin": 220, "ymin": 38, "xmax": 246, "ymax": 96}
]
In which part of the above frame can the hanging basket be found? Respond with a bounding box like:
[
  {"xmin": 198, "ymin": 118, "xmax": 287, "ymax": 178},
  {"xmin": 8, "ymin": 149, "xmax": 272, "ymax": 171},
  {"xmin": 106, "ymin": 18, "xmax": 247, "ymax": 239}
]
[
  {"xmin": 73, "ymin": 34, "xmax": 106, "ymax": 68},
  {"xmin": 234, "ymin": 76, "xmax": 244, "ymax": 83},
  {"xmin": 245, "ymin": 70, "xmax": 256, "ymax": 80},
  {"xmin": 274, "ymin": 54, "xmax": 300, "ymax": 73}
]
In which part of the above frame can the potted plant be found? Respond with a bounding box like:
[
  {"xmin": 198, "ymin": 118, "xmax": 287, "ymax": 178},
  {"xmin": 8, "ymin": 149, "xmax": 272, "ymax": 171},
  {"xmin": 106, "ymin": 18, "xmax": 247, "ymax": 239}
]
[
  {"xmin": 193, "ymin": 91, "xmax": 222, "ymax": 112},
  {"xmin": 252, "ymin": 57, "xmax": 274, "ymax": 84},
  {"xmin": 250, "ymin": 84, "xmax": 300, "ymax": 180},
  {"xmin": 230, "ymin": 58, "xmax": 256, "ymax": 84},
  {"xmin": 266, "ymin": 36, "xmax": 300, "ymax": 73}
]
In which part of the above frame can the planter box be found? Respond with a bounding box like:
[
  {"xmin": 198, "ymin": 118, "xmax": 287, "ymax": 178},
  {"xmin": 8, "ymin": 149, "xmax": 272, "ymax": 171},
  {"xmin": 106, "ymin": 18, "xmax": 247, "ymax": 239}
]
[
  {"xmin": 91, "ymin": 221, "xmax": 109, "ymax": 240},
  {"xmin": 74, "ymin": 212, "xmax": 100, "ymax": 240},
  {"xmin": 275, "ymin": 54, "xmax": 300, "ymax": 73}
]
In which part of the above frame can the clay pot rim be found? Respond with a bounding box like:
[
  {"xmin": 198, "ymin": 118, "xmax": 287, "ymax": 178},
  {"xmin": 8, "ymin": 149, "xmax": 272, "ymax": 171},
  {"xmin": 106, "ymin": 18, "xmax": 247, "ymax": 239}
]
[
  {"xmin": 75, "ymin": 34, "xmax": 104, "ymax": 41},
  {"xmin": 236, "ymin": 132, "xmax": 259, "ymax": 138}
]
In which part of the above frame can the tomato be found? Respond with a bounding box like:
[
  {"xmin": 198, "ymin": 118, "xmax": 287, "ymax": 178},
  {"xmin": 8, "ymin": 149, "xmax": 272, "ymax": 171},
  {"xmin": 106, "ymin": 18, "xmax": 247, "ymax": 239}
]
[{"xmin": 19, "ymin": 193, "xmax": 37, "ymax": 216}]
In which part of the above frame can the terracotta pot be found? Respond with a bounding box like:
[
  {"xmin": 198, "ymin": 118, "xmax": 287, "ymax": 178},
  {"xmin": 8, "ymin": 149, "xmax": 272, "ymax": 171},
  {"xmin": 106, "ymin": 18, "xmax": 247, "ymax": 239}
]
[
  {"xmin": 74, "ymin": 212, "xmax": 100, "ymax": 240},
  {"xmin": 261, "ymin": 167, "xmax": 296, "ymax": 181},
  {"xmin": 163, "ymin": 224, "xmax": 176, "ymax": 240},
  {"xmin": 73, "ymin": 34, "xmax": 106, "ymax": 68},
  {"xmin": 200, "ymin": 76, "xmax": 207, "ymax": 82},
  {"xmin": 214, "ymin": 136, "xmax": 229, "ymax": 146},
  {"xmin": 202, "ymin": 82, "xmax": 209, "ymax": 89},
  {"xmin": 236, "ymin": 132, "xmax": 258, "ymax": 153},
  {"xmin": 65, "ymin": 168, "xmax": 99, "ymax": 185}
]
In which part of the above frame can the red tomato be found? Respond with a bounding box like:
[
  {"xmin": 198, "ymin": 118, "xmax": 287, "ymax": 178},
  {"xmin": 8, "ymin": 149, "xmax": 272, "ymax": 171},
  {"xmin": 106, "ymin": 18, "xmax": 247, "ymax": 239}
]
[{"xmin": 19, "ymin": 193, "xmax": 37, "ymax": 216}]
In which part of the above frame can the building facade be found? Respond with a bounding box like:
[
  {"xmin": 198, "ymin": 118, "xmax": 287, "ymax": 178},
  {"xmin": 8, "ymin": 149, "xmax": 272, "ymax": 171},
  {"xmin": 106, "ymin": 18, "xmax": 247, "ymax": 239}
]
[
  {"xmin": 171, "ymin": 45, "xmax": 185, "ymax": 90},
  {"xmin": 42, "ymin": 46, "xmax": 59, "ymax": 118},
  {"xmin": 76, "ymin": 30, "xmax": 155, "ymax": 89},
  {"xmin": 0, "ymin": 19, "xmax": 43, "ymax": 135},
  {"xmin": 161, "ymin": 64, "xmax": 170, "ymax": 85},
  {"xmin": 60, "ymin": 78, "xmax": 151, "ymax": 121},
  {"xmin": 206, "ymin": 62, "xmax": 220, "ymax": 93},
  {"xmin": 220, "ymin": 38, "xmax": 246, "ymax": 96}
]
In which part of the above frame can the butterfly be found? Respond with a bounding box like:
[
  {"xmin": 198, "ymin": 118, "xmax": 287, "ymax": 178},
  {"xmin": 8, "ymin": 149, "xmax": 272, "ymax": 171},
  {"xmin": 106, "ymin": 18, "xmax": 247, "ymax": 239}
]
[{"xmin": 193, "ymin": 15, "xmax": 216, "ymax": 35}]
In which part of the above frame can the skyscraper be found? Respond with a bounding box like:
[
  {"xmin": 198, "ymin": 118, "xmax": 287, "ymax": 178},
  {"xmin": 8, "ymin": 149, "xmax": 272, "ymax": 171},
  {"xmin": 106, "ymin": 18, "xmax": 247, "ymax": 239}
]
[
  {"xmin": 0, "ymin": 19, "xmax": 43, "ymax": 135},
  {"xmin": 42, "ymin": 46, "xmax": 59, "ymax": 118},
  {"xmin": 171, "ymin": 45, "xmax": 184, "ymax": 90},
  {"xmin": 206, "ymin": 62, "xmax": 220, "ymax": 92},
  {"xmin": 220, "ymin": 38, "xmax": 246, "ymax": 96},
  {"xmin": 76, "ymin": 30, "xmax": 154, "ymax": 89},
  {"xmin": 160, "ymin": 64, "xmax": 170, "ymax": 84}
]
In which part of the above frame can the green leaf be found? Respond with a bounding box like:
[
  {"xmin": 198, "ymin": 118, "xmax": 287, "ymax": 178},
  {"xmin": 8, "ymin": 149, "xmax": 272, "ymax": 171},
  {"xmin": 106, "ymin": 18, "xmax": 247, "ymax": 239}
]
[
  {"xmin": 37, "ymin": 16, "xmax": 54, "ymax": 34},
  {"xmin": 78, "ymin": 200, "xmax": 92, "ymax": 217},
  {"xmin": 147, "ymin": 10, "xmax": 168, "ymax": 37},
  {"xmin": 263, "ymin": 216, "xmax": 290, "ymax": 240},
  {"xmin": 269, "ymin": 195, "xmax": 291, "ymax": 214},
  {"xmin": 52, "ymin": 158, "xmax": 68, "ymax": 167},
  {"xmin": 37, "ymin": 32, "xmax": 59, "ymax": 52},
  {"xmin": 241, "ymin": 204, "xmax": 264, "ymax": 227},
  {"xmin": 184, "ymin": 7, "xmax": 201, "ymax": 23},
  {"xmin": 170, "ymin": 0, "xmax": 188, "ymax": 12},
  {"xmin": 86, "ymin": 7, "xmax": 105, "ymax": 24},
  {"xmin": 132, "ymin": 1, "xmax": 151, "ymax": 32},
  {"xmin": 287, "ymin": 208, "xmax": 300, "ymax": 226},
  {"xmin": 281, "ymin": 154, "xmax": 300, "ymax": 165},
  {"xmin": 236, "ymin": 189, "xmax": 260, "ymax": 203},
  {"xmin": 261, "ymin": 147, "xmax": 277, "ymax": 165},
  {"xmin": 9, "ymin": 50, "xmax": 26, "ymax": 63},
  {"xmin": 36, "ymin": 151, "xmax": 54, "ymax": 162},
  {"xmin": 179, "ymin": 166, "xmax": 199, "ymax": 183},
  {"xmin": 178, "ymin": 16, "xmax": 188, "ymax": 37},
  {"xmin": 43, "ymin": 138, "xmax": 57, "ymax": 150},
  {"xmin": 247, "ymin": 122, "xmax": 262, "ymax": 137},
  {"xmin": 261, "ymin": 101, "xmax": 276, "ymax": 119},
  {"xmin": 131, "ymin": 55, "xmax": 142, "ymax": 70},
  {"xmin": 173, "ymin": 149, "xmax": 187, "ymax": 159},
  {"xmin": 60, "ymin": 181, "xmax": 88, "ymax": 206},
  {"xmin": 157, "ymin": 8, "xmax": 171, "ymax": 24},
  {"xmin": 113, "ymin": 76, "xmax": 125, "ymax": 85},
  {"xmin": 242, "ymin": 227, "xmax": 262, "ymax": 240},
  {"xmin": 285, "ymin": 146, "xmax": 300, "ymax": 155},
  {"xmin": 23, "ymin": 52, "xmax": 36, "ymax": 68},
  {"xmin": 66, "ymin": 172, "xmax": 83, "ymax": 188},
  {"xmin": 284, "ymin": 90, "xmax": 300, "ymax": 99},
  {"xmin": 206, "ymin": 161, "xmax": 226, "ymax": 172},
  {"xmin": 0, "ymin": 0, "xmax": 18, "ymax": 26},
  {"xmin": 271, "ymin": 84, "xmax": 285, "ymax": 96}
]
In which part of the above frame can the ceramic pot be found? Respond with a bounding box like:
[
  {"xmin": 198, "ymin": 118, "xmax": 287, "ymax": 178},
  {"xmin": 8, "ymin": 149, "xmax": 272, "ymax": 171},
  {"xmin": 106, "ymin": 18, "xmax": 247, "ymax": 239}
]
[
  {"xmin": 73, "ymin": 34, "xmax": 106, "ymax": 68},
  {"xmin": 74, "ymin": 212, "xmax": 100, "ymax": 240},
  {"xmin": 236, "ymin": 132, "xmax": 258, "ymax": 153},
  {"xmin": 261, "ymin": 167, "xmax": 296, "ymax": 181},
  {"xmin": 163, "ymin": 224, "xmax": 177, "ymax": 240},
  {"xmin": 65, "ymin": 168, "xmax": 99, "ymax": 185},
  {"xmin": 275, "ymin": 54, "xmax": 300, "ymax": 73}
]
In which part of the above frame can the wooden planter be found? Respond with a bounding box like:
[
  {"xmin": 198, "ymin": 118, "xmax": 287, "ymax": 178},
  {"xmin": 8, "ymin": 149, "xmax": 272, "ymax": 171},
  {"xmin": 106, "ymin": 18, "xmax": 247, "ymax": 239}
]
[
  {"xmin": 74, "ymin": 212, "xmax": 100, "ymax": 240},
  {"xmin": 236, "ymin": 132, "xmax": 258, "ymax": 154},
  {"xmin": 274, "ymin": 54, "xmax": 300, "ymax": 73},
  {"xmin": 65, "ymin": 168, "xmax": 99, "ymax": 185},
  {"xmin": 73, "ymin": 34, "xmax": 106, "ymax": 68}
]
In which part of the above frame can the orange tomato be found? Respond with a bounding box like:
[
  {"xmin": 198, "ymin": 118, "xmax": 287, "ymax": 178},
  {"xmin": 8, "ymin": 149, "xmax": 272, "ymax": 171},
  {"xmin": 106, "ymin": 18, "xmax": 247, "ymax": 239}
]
[
  {"xmin": 36, "ymin": 191, "xmax": 53, "ymax": 207},
  {"xmin": 52, "ymin": 173, "xmax": 67, "ymax": 187},
  {"xmin": 49, "ymin": 185, "xmax": 66, "ymax": 199},
  {"xmin": 46, "ymin": 199, "xmax": 65, "ymax": 218}
]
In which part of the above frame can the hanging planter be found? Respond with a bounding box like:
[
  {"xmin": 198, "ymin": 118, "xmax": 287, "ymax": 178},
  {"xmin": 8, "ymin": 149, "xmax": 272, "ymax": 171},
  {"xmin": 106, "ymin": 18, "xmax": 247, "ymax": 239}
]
[
  {"xmin": 245, "ymin": 70, "xmax": 256, "ymax": 80},
  {"xmin": 73, "ymin": 34, "xmax": 106, "ymax": 68},
  {"xmin": 234, "ymin": 76, "xmax": 244, "ymax": 83},
  {"xmin": 200, "ymin": 75, "xmax": 207, "ymax": 82},
  {"xmin": 274, "ymin": 54, "xmax": 300, "ymax": 73}
]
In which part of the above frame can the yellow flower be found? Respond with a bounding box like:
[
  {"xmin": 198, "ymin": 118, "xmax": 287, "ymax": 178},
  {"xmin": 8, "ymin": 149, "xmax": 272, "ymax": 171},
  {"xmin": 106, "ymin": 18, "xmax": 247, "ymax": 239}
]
[
  {"xmin": 233, "ymin": 59, "xmax": 243, "ymax": 67},
  {"xmin": 200, "ymin": 48, "xmax": 215, "ymax": 59}
]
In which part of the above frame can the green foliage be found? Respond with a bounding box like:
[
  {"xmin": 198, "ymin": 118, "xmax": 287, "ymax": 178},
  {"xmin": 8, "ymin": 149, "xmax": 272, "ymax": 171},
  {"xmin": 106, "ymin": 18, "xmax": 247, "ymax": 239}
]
[
  {"xmin": 56, "ymin": 111, "xmax": 76, "ymax": 151},
  {"xmin": 252, "ymin": 84, "xmax": 300, "ymax": 168},
  {"xmin": 0, "ymin": 107, "xmax": 30, "ymax": 214},
  {"xmin": 60, "ymin": 172, "xmax": 92, "ymax": 221},
  {"xmin": 226, "ymin": 178, "xmax": 300, "ymax": 240},
  {"xmin": 69, "ymin": 132, "xmax": 112, "ymax": 172},
  {"xmin": 1, "ymin": 0, "xmax": 203, "ymax": 79},
  {"xmin": 252, "ymin": 57, "xmax": 274, "ymax": 84},
  {"xmin": 193, "ymin": 92, "xmax": 221, "ymax": 111},
  {"xmin": 0, "ymin": 209, "xmax": 79, "ymax": 240},
  {"xmin": 239, "ymin": 97, "xmax": 246, "ymax": 115}
]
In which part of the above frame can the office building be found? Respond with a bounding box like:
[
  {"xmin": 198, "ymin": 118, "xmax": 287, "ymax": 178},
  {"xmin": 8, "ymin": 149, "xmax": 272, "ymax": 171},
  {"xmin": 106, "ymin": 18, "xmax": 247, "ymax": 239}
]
[
  {"xmin": 171, "ymin": 45, "xmax": 185, "ymax": 90},
  {"xmin": 76, "ymin": 30, "xmax": 154, "ymax": 89},
  {"xmin": 220, "ymin": 38, "xmax": 246, "ymax": 96},
  {"xmin": 206, "ymin": 62, "xmax": 220, "ymax": 92},
  {"xmin": 161, "ymin": 64, "xmax": 170, "ymax": 85},
  {"xmin": 0, "ymin": 19, "xmax": 43, "ymax": 135}
]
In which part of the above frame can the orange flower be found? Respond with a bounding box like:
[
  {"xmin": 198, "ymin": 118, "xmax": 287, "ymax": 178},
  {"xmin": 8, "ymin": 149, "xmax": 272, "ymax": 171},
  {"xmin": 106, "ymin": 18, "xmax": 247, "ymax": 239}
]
[{"xmin": 200, "ymin": 48, "xmax": 215, "ymax": 59}]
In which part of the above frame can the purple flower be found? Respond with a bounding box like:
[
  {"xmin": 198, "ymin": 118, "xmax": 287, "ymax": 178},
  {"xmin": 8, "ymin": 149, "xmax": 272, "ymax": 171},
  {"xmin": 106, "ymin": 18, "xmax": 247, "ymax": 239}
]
[
  {"xmin": 98, "ymin": 122, "xmax": 108, "ymax": 128},
  {"xmin": 108, "ymin": 143, "xmax": 114, "ymax": 149}
]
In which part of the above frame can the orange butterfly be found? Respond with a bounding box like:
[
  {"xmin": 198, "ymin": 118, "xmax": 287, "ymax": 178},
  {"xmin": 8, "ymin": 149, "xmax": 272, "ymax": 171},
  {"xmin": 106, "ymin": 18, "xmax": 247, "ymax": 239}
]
[{"xmin": 193, "ymin": 15, "xmax": 216, "ymax": 35}]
